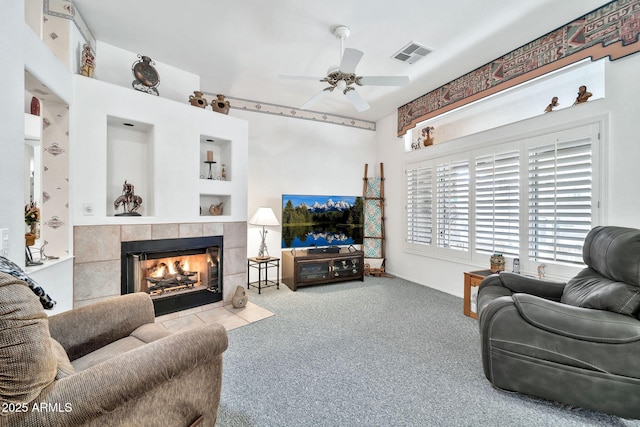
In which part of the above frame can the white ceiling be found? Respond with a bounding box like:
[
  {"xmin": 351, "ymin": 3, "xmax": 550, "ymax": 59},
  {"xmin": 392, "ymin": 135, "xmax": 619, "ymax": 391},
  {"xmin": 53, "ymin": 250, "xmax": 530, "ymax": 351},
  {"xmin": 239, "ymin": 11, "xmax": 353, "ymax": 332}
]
[{"xmin": 72, "ymin": 0, "xmax": 608, "ymax": 122}]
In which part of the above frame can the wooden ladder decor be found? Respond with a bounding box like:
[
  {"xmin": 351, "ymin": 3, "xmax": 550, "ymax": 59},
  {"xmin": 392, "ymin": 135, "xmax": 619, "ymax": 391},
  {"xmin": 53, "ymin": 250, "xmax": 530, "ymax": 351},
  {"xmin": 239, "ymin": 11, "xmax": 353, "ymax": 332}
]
[{"xmin": 363, "ymin": 163, "xmax": 387, "ymax": 277}]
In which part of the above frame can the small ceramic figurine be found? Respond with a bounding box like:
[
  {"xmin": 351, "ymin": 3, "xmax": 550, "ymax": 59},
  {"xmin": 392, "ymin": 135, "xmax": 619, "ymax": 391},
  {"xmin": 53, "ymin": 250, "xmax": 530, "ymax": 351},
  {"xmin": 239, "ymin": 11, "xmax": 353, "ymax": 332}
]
[
  {"xmin": 538, "ymin": 263, "xmax": 547, "ymax": 279},
  {"xmin": 422, "ymin": 126, "xmax": 435, "ymax": 147},
  {"xmin": 232, "ymin": 286, "xmax": 248, "ymax": 308},
  {"xmin": 80, "ymin": 44, "xmax": 95, "ymax": 78},
  {"xmin": 544, "ymin": 96, "xmax": 559, "ymax": 113},
  {"xmin": 573, "ymin": 85, "xmax": 592, "ymax": 105}
]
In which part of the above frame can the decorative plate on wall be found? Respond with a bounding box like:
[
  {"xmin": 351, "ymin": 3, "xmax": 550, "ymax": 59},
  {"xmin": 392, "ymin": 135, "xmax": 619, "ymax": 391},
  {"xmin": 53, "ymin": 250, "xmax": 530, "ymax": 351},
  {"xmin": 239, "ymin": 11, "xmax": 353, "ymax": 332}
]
[{"xmin": 132, "ymin": 55, "xmax": 160, "ymax": 96}]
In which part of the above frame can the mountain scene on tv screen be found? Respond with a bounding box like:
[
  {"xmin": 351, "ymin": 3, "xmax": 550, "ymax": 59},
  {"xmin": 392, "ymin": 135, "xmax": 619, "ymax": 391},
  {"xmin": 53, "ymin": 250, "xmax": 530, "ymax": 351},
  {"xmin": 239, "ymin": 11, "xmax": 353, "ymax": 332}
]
[{"xmin": 282, "ymin": 195, "xmax": 364, "ymax": 248}]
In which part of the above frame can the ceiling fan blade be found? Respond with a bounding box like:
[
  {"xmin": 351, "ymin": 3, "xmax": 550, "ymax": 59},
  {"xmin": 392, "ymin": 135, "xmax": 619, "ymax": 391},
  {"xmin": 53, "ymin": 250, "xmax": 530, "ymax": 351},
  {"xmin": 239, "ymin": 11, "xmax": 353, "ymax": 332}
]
[
  {"xmin": 300, "ymin": 89, "xmax": 332, "ymax": 110},
  {"xmin": 339, "ymin": 48, "xmax": 364, "ymax": 74},
  {"xmin": 279, "ymin": 74, "xmax": 325, "ymax": 81},
  {"xmin": 344, "ymin": 89, "xmax": 370, "ymax": 112},
  {"xmin": 358, "ymin": 76, "xmax": 410, "ymax": 86}
]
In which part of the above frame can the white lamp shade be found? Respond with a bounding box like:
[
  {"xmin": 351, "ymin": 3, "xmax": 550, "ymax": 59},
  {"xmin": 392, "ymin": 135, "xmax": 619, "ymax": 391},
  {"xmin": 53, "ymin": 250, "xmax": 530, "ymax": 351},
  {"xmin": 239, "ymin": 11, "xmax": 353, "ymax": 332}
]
[{"xmin": 249, "ymin": 207, "xmax": 279, "ymax": 226}]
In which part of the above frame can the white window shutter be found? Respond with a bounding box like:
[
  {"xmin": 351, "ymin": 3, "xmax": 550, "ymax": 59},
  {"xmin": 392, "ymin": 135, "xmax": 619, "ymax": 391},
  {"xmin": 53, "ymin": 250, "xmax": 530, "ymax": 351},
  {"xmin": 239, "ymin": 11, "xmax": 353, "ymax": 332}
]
[
  {"xmin": 437, "ymin": 160, "xmax": 469, "ymax": 250},
  {"xmin": 528, "ymin": 135, "xmax": 592, "ymax": 264},
  {"xmin": 406, "ymin": 164, "xmax": 433, "ymax": 245},
  {"xmin": 475, "ymin": 150, "xmax": 520, "ymax": 256}
]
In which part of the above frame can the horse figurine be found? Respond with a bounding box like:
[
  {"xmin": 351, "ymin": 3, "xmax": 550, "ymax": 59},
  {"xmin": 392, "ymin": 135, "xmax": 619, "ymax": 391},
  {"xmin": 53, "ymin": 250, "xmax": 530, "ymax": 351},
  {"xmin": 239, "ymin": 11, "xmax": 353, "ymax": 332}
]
[{"xmin": 114, "ymin": 180, "xmax": 143, "ymax": 216}]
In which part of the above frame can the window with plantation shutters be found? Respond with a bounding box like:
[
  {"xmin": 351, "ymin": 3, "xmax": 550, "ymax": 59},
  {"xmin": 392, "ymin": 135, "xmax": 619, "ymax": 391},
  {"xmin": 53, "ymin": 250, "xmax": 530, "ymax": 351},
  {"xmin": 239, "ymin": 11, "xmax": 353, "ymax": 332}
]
[
  {"xmin": 436, "ymin": 160, "xmax": 469, "ymax": 251},
  {"xmin": 404, "ymin": 120, "xmax": 600, "ymax": 273},
  {"xmin": 475, "ymin": 150, "xmax": 520, "ymax": 256},
  {"xmin": 528, "ymin": 132, "xmax": 593, "ymax": 264},
  {"xmin": 406, "ymin": 163, "xmax": 433, "ymax": 245}
]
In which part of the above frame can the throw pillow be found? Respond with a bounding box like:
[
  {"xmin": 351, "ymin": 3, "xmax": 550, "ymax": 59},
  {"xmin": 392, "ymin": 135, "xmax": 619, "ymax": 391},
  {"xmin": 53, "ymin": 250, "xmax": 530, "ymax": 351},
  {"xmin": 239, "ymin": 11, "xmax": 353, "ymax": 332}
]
[
  {"xmin": 0, "ymin": 272, "xmax": 57, "ymax": 404},
  {"xmin": 0, "ymin": 256, "xmax": 56, "ymax": 310}
]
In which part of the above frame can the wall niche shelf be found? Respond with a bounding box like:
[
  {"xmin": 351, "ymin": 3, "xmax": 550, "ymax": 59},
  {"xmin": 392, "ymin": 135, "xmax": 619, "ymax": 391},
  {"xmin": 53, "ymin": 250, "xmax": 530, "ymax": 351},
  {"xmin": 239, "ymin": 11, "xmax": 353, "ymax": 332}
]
[
  {"xmin": 199, "ymin": 194, "xmax": 231, "ymax": 217},
  {"xmin": 200, "ymin": 135, "xmax": 231, "ymax": 181},
  {"xmin": 72, "ymin": 75, "xmax": 248, "ymax": 225},
  {"xmin": 107, "ymin": 116, "xmax": 154, "ymax": 217}
]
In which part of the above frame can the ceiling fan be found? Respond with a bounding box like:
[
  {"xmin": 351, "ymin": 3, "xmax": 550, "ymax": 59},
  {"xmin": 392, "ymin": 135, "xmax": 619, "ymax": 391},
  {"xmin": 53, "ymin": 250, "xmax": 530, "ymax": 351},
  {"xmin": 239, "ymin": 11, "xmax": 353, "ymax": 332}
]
[{"xmin": 279, "ymin": 25, "xmax": 410, "ymax": 112}]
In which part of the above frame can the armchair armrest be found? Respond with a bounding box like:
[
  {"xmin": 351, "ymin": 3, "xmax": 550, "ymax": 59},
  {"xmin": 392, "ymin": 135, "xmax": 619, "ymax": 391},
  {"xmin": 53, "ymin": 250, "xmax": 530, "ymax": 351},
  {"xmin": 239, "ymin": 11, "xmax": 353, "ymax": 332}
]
[
  {"xmin": 480, "ymin": 272, "xmax": 566, "ymax": 302},
  {"xmin": 513, "ymin": 293, "xmax": 640, "ymax": 343},
  {"xmin": 8, "ymin": 323, "xmax": 228, "ymax": 426},
  {"xmin": 47, "ymin": 292, "xmax": 155, "ymax": 361}
]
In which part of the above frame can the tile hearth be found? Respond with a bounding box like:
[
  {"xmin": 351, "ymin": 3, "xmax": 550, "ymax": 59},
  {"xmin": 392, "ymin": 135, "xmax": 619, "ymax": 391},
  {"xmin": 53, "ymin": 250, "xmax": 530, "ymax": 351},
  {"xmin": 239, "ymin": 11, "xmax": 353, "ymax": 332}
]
[{"xmin": 156, "ymin": 300, "xmax": 274, "ymax": 332}]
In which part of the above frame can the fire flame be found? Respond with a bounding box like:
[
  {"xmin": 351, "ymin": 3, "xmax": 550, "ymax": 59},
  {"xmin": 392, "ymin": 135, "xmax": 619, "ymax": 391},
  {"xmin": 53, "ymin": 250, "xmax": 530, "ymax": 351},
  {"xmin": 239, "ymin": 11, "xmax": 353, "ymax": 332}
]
[{"xmin": 149, "ymin": 258, "xmax": 190, "ymax": 278}]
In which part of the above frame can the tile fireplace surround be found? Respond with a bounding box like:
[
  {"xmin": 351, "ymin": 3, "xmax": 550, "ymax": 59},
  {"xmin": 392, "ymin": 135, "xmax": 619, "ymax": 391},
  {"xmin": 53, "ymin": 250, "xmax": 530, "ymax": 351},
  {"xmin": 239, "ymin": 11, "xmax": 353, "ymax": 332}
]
[{"xmin": 73, "ymin": 222, "xmax": 247, "ymax": 309}]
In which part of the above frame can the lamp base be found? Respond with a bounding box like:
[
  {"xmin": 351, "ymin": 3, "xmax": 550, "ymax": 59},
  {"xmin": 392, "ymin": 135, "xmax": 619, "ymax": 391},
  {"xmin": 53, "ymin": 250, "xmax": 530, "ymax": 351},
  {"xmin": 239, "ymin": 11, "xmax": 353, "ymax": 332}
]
[{"xmin": 255, "ymin": 255, "xmax": 271, "ymax": 260}]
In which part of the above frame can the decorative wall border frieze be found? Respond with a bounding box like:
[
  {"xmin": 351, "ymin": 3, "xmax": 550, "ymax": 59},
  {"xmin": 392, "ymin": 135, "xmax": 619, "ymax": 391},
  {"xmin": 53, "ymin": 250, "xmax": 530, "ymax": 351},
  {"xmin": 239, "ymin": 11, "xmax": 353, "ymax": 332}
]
[
  {"xmin": 44, "ymin": 0, "xmax": 96, "ymax": 50},
  {"xmin": 397, "ymin": 0, "xmax": 640, "ymax": 136},
  {"xmin": 214, "ymin": 95, "xmax": 376, "ymax": 131}
]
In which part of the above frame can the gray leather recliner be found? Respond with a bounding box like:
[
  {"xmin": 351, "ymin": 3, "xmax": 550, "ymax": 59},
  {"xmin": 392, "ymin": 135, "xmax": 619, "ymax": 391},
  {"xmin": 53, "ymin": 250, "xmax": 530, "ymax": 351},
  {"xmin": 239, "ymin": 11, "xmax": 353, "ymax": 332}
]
[{"xmin": 478, "ymin": 226, "xmax": 640, "ymax": 419}]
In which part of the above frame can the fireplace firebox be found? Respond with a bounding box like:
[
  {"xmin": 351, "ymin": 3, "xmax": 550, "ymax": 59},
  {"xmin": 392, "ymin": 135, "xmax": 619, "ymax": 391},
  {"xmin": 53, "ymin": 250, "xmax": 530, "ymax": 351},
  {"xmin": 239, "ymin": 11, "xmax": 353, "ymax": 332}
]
[{"xmin": 121, "ymin": 236, "xmax": 223, "ymax": 316}]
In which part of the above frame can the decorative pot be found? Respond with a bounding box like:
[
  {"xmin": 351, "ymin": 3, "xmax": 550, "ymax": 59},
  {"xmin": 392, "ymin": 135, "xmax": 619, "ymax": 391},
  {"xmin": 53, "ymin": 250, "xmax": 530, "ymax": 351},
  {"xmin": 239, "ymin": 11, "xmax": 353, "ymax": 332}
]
[
  {"xmin": 30, "ymin": 97, "xmax": 40, "ymax": 116},
  {"xmin": 189, "ymin": 91, "xmax": 208, "ymax": 108},
  {"xmin": 212, "ymin": 94, "xmax": 230, "ymax": 114},
  {"xmin": 209, "ymin": 202, "xmax": 223, "ymax": 216},
  {"xmin": 25, "ymin": 233, "xmax": 36, "ymax": 247},
  {"xmin": 490, "ymin": 253, "xmax": 505, "ymax": 273},
  {"xmin": 232, "ymin": 286, "xmax": 248, "ymax": 308}
]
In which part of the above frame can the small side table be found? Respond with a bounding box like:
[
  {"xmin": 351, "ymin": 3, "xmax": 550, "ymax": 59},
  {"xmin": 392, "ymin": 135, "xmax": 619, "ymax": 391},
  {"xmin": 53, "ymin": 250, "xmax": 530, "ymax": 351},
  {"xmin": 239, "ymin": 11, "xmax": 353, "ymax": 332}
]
[
  {"xmin": 247, "ymin": 257, "xmax": 280, "ymax": 294},
  {"xmin": 463, "ymin": 269, "xmax": 493, "ymax": 319}
]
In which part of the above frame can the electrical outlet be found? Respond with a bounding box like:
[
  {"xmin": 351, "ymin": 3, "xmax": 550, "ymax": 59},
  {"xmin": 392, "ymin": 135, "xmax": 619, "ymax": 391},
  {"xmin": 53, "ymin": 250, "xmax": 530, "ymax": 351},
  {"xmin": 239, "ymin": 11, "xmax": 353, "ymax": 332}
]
[
  {"xmin": 0, "ymin": 228, "xmax": 8, "ymax": 257},
  {"xmin": 82, "ymin": 202, "xmax": 95, "ymax": 216}
]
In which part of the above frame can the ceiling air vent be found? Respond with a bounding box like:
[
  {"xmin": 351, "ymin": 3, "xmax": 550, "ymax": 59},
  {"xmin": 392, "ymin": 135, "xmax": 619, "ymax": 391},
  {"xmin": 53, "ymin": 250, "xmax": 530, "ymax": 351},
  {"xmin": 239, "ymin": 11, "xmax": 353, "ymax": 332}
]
[{"xmin": 391, "ymin": 41, "xmax": 432, "ymax": 64}]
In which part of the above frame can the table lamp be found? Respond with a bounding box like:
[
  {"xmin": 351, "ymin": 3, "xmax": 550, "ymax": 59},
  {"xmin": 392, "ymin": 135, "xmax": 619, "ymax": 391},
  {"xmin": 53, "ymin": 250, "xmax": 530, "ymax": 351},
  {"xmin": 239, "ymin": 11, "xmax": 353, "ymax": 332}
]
[{"xmin": 249, "ymin": 207, "xmax": 279, "ymax": 259}]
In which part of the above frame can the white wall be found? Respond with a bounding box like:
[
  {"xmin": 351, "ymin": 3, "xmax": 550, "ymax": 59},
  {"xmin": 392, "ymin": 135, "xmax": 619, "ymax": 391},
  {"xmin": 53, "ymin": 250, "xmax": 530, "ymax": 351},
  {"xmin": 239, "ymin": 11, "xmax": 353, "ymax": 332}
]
[
  {"xmin": 0, "ymin": 2, "xmax": 25, "ymax": 263},
  {"xmin": 230, "ymin": 109, "xmax": 377, "ymax": 261},
  {"xmin": 94, "ymin": 41, "xmax": 200, "ymax": 105},
  {"xmin": 377, "ymin": 54, "xmax": 640, "ymax": 298}
]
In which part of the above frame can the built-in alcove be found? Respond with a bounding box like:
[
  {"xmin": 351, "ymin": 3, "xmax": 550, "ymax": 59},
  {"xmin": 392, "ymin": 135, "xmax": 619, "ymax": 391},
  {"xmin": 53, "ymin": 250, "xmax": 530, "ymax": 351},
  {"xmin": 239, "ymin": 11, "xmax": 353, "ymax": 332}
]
[
  {"xmin": 24, "ymin": 70, "xmax": 70, "ymax": 259},
  {"xmin": 198, "ymin": 135, "xmax": 232, "ymax": 218},
  {"xmin": 107, "ymin": 117, "xmax": 154, "ymax": 217},
  {"xmin": 199, "ymin": 194, "xmax": 232, "ymax": 217},
  {"xmin": 199, "ymin": 135, "xmax": 231, "ymax": 181}
]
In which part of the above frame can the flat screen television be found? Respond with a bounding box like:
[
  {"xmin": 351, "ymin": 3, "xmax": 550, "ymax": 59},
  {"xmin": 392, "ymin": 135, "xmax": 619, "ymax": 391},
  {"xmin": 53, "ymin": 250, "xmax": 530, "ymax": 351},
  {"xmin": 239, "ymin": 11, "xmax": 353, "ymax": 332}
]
[{"xmin": 281, "ymin": 194, "xmax": 363, "ymax": 249}]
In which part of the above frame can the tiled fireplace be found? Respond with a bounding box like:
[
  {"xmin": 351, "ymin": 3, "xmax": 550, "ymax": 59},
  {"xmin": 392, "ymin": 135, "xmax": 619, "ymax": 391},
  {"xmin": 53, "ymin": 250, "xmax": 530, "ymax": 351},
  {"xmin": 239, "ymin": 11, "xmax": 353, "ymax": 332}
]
[
  {"xmin": 121, "ymin": 235, "xmax": 223, "ymax": 316},
  {"xmin": 73, "ymin": 222, "xmax": 247, "ymax": 311}
]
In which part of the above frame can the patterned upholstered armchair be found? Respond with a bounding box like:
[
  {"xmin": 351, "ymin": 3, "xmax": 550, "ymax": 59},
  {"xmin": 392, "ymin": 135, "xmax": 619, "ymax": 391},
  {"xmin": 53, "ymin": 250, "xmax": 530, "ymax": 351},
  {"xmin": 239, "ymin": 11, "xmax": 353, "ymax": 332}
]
[
  {"xmin": 477, "ymin": 226, "xmax": 640, "ymax": 419},
  {"xmin": 0, "ymin": 271, "xmax": 228, "ymax": 427}
]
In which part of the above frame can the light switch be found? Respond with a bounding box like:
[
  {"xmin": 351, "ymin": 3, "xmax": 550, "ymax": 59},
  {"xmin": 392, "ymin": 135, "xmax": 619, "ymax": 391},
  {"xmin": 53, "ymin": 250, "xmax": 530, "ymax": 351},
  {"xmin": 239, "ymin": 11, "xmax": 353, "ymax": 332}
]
[{"xmin": 82, "ymin": 202, "xmax": 95, "ymax": 216}]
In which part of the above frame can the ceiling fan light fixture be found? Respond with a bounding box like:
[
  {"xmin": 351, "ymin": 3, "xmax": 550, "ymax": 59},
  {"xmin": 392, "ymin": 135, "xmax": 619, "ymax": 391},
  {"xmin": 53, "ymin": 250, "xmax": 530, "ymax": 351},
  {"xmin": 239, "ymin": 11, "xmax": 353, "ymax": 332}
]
[{"xmin": 281, "ymin": 25, "xmax": 409, "ymax": 113}]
